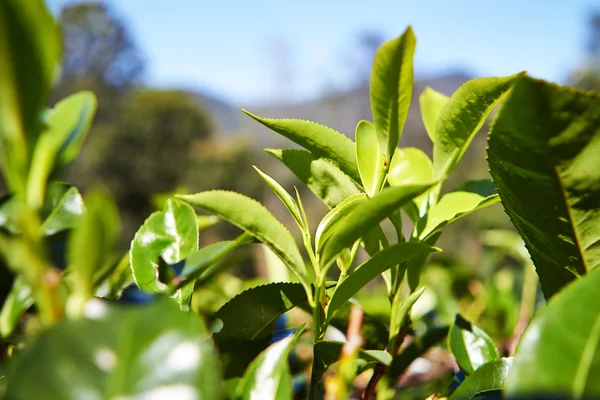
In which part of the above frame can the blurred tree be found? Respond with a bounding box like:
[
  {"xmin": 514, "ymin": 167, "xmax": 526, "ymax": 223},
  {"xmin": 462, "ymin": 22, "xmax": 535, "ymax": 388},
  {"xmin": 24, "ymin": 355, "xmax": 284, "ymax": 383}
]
[
  {"xmin": 70, "ymin": 90, "xmax": 214, "ymax": 243},
  {"xmin": 570, "ymin": 13, "xmax": 600, "ymax": 91},
  {"xmin": 53, "ymin": 1, "xmax": 144, "ymax": 117}
]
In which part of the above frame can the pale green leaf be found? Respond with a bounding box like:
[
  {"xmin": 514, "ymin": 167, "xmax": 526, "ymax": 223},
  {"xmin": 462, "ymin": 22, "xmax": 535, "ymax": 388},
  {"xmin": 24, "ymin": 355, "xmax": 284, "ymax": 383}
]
[
  {"xmin": 450, "ymin": 358, "xmax": 513, "ymax": 400},
  {"xmin": 244, "ymin": 110, "xmax": 360, "ymax": 184},
  {"xmin": 449, "ymin": 314, "xmax": 500, "ymax": 375},
  {"xmin": 254, "ymin": 166, "xmax": 304, "ymax": 230},
  {"xmin": 370, "ymin": 27, "xmax": 416, "ymax": 161},
  {"xmin": 388, "ymin": 147, "xmax": 434, "ymax": 213},
  {"xmin": 316, "ymin": 193, "xmax": 367, "ymax": 252},
  {"xmin": 356, "ymin": 120, "xmax": 384, "ymax": 197},
  {"xmin": 419, "ymin": 86, "xmax": 450, "ymax": 143},
  {"xmin": 434, "ymin": 73, "xmax": 523, "ymax": 178},
  {"xmin": 0, "ymin": 277, "xmax": 32, "ymax": 338}
]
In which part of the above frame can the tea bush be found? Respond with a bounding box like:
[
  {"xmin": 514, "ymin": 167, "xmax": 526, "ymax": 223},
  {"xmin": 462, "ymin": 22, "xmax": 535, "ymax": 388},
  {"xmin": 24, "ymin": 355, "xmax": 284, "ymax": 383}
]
[{"xmin": 1, "ymin": 1, "xmax": 599, "ymax": 399}]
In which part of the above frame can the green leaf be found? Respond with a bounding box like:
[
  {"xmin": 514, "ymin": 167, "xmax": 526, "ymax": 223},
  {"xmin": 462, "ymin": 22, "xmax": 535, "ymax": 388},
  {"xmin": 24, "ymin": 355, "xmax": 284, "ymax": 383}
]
[
  {"xmin": 27, "ymin": 92, "xmax": 97, "ymax": 208},
  {"xmin": 130, "ymin": 198, "xmax": 198, "ymax": 292},
  {"xmin": 356, "ymin": 120, "xmax": 385, "ymax": 197},
  {"xmin": 67, "ymin": 190, "xmax": 119, "ymax": 306},
  {"xmin": 238, "ymin": 325, "xmax": 305, "ymax": 400},
  {"xmin": 434, "ymin": 73, "xmax": 523, "ymax": 178},
  {"xmin": 0, "ymin": 0, "xmax": 60, "ymax": 192},
  {"xmin": 370, "ymin": 27, "xmax": 416, "ymax": 161},
  {"xmin": 419, "ymin": 87, "xmax": 450, "ymax": 143},
  {"xmin": 265, "ymin": 149, "xmax": 360, "ymax": 209},
  {"xmin": 389, "ymin": 287, "xmax": 426, "ymax": 353},
  {"xmin": 450, "ymin": 358, "xmax": 513, "ymax": 400},
  {"xmin": 419, "ymin": 179, "xmax": 499, "ymax": 240},
  {"xmin": 214, "ymin": 282, "xmax": 309, "ymax": 341},
  {"xmin": 176, "ymin": 234, "xmax": 253, "ymax": 288},
  {"xmin": 316, "ymin": 193, "xmax": 367, "ymax": 252},
  {"xmin": 449, "ymin": 314, "xmax": 499, "ymax": 375},
  {"xmin": 6, "ymin": 300, "xmax": 222, "ymax": 400},
  {"xmin": 254, "ymin": 166, "xmax": 304, "ymax": 230},
  {"xmin": 326, "ymin": 243, "xmax": 439, "ymax": 319},
  {"xmin": 386, "ymin": 326, "xmax": 449, "ymax": 382},
  {"xmin": 388, "ymin": 147, "xmax": 434, "ymax": 213},
  {"xmin": 321, "ymin": 184, "xmax": 434, "ymax": 270},
  {"xmin": 40, "ymin": 186, "xmax": 85, "ymax": 235},
  {"xmin": 313, "ymin": 340, "xmax": 393, "ymax": 377},
  {"xmin": 0, "ymin": 277, "xmax": 32, "ymax": 337},
  {"xmin": 488, "ymin": 76, "xmax": 600, "ymax": 298},
  {"xmin": 507, "ymin": 266, "xmax": 600, "ymax": 398},
  {"xmin": 244, "ymin": 110, "xmax": 360, "ymax": 184},
  {"xmin": 178, "ymin": 191, "xmax": 309, "ymax": 288}
]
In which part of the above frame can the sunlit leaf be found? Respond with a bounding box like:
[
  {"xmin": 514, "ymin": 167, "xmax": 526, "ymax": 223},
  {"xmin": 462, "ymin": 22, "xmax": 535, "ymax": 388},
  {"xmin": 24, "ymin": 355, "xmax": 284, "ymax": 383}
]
[
  {"xmin": 449, "ymin": 314, "xmax": 499, "ymax": 375},
  {"xmin": 0, "ymin": 277, "xmax": 32, "ymax": 338},
  {"xmin": 356, "ymin": 120, "xmax": 384, "ymax": 197},
  {"xmin": 419, "ymin": 86, "xmax": 450, "ymax": 143},
  {"xmin": 315, "ymin": 193, "xmax": 366, "ymax": 252},
  {"xmin": 450, "ymin": 358, "xmax": 513, "ymax": 400}
]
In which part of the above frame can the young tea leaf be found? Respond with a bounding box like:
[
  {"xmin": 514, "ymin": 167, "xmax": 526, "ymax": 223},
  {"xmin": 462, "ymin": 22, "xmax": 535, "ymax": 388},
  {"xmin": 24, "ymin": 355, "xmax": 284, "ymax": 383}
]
[
  {"xmin": 244, "ymin": 111, "xmax": 360, "ymax": 184},
  {"xmin": 266, "ymin": 149, "xmax": 360, "ymax": 209},
  {"xmin": 488, "ymin": 76, "xmax": 600, "ymax": 298},
  {"xmin": 356, "ymin": 120, "xmax": 385, "ymax": 197},
  {"xmin": 0, "ymin": 277, "xmax": 32, "ymax": 338},
  {"xmin": 389, "ymin": 287, "xmax": 426, "ymax": 353},
  {"xmin": 388, "ymin": 147, "xmax": 434, "ymax": 213},
  {"xmin": 315, "ymin": 193, "xmax": 367, "ymax": 252},
  {"xmin": 178, "ymin": 191, "xmax": 309, "ymax": 288},
  {"xmin": 419, "ymin": 87, "xmax": 450, "ymax": 143},
  {"xmin": 434, "ymin": 73, "xmax": 523, "ymax": 179},
  {"xmin": 40, "ymin": 186, "xmax": 85, "ymax": 236},
  {"xmin": 326, "ymin": 243, "xmax": 439, "ymax": 319},
  {"xmin": 449, "ymin": 314, "xmax": 500, "ymax": 375},
  {"xmin": 370, "ymin": 27, "xmax": 416, "ymax": 161},
  {"xmin": 254, "ymin": 166, "xmax": 305, "ymax": 230},
  {"xmin": 320, "ymin": 183, "xmax": 434, "ymax": 270}
]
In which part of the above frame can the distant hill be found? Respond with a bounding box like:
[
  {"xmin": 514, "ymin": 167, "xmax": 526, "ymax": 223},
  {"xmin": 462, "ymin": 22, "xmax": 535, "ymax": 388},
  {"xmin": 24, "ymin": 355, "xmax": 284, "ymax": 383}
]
[{"xmin": 193, "ymin": 72, "xmax": 472, "ymax": 151}]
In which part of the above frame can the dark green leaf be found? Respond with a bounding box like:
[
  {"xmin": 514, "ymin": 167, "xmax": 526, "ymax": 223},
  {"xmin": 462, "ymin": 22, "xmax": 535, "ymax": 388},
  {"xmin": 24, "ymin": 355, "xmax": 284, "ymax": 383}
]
[
  {"xmin": 370, "ymin": 27, "xmax": 416, "ymax": 161},
  {"xmin": 449, "ymin": 314, "xmax": 499, "ymax": 375},
  {"xmin": 321, "ymin": 184, "xmax": 434, "ymax": 270},
  {"xmin": 0, "ymin": 0, "xmax": 60, "ymax": 192},
  {"xmin": 265, "ymin": 149, "xmax": 360, "ymax": 209},
  {"xmin": 131, "ymin": 198, "xmax": 198, "ymax": 292},
  {"xmin": 450, "ymin": 358, "xmax": 513, "ymax": 400},
  {"xmin": 244, "ymin": 110, "xmax": 360, "ymax": 184},
  {"xmin": 6, "ymin": 300, "xmax": 222, "ymax": 400},
  {"xmin": 178, "ymin": 191, "xmax": 309, "ymax": 288},
  {"xmin": 488, "ymin": 76, "xmax": 600, "ymax": 298},
  {"xmin": 327, "ymin": 243, "xmax": 439, "ymax": 319},
  {"xmin": 356, "ymin": 120, "xmax": 384, "ymax": 197},
  {"xmin": 386, "ymin": 326, "xmax": 449, "ymax": 382},
  {"xmin": 419, "ymin": 87, "xmax": 450, "ymax": 143},
  {"xmin": 507, "ymin": 266, "xmax": 600, "ymax": 398},
  {"xmin": 389, "ymin": 287, "xmax": 426, "ymax": 353},
  {"xmin": 434, "ymin": 73, "xmax": 523, "ymax": 178},
  {"xmin": 214, "ymin": 282, "xmax": 308, "ymax": 341},
  {"xmin": 313, "ymin": 340, "xmax": 393, "ymax": 377},
  {"xmin": 238, "ymin": 326, "xmax": 305, "ymax": 400}
]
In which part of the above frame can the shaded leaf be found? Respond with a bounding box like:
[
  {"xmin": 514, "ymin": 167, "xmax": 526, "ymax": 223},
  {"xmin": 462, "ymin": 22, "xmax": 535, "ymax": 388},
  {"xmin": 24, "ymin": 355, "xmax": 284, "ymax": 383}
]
[
  {"xmin": 214, "ymin": 282, "xmax": 309, "ymax": 341},
  {"xmin": 356, "ymin": 120, "xmax": 384, "ymax": 197},
  {"xmin": 321, "ymin": 184, "xmax": 434, "ymax": 270},
  {"xmin": 449, "ymin": 314, "xmax": 499, "ymax": 375},
  {"xmin": 450, "ymin": 358, "xmax": 513, "ymax": 400},
  {"xmin": 434, "ymin": 73, "xmax": 523, "ymax": 178},
  {"xmin": 507, "ymin": 266, "xmax": 600, "ymax": 398},
  {"xmin": 266, "ymin": 149, "xmax": 360, "ymax": 209},
  {"xmin": 386, "ymin": 326, "xmax": 449, "ymax": 382},
  {"xmin": 419, "ymin": 87, "xmax": 450, "ymax": 142},
  {"xmin": 178, "ymin": 191, "xmax": 308, "ymax": 287},
  {"xmin": 389, "ymin": 287, "xmax": 426, "ymax": 352},
  {"xmin": 40, "ymin": 186, "xmax": 84, "ymax": 235},
  {"xmin": 488, "ymin": 76, "xmax": 600, "ymax": 298},
  {"xmin": 313, "ymin": 340, "xmax": 393, "ymax": 377},
  {"xmin": 244, "ymin": 111, "xmax": 360, "ymax": 184},
  {"xmin": 370, "ymin": 27, "xmax": 416, "ymax": 161},
  {"xmin": 6, "ymin": 300, "xmax": 222, "ymax": 400},
  {"xmin": 327, "ymin": 243, "xmax": 439, "ymax": 319}
]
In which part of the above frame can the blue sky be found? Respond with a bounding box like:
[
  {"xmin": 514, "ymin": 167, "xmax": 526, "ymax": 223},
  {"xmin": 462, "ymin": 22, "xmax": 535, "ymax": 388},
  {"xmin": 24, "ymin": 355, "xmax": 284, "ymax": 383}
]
[{"xmin": 51, "ymin": 0, "xmax": 598, "ymax": 105}]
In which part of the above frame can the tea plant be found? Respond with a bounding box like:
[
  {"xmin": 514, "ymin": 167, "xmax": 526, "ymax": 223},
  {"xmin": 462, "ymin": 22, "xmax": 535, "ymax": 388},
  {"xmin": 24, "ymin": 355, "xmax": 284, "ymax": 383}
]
[{"xmin": 1, "ymin": 0, "xmax": 600, "ymax": 399}]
